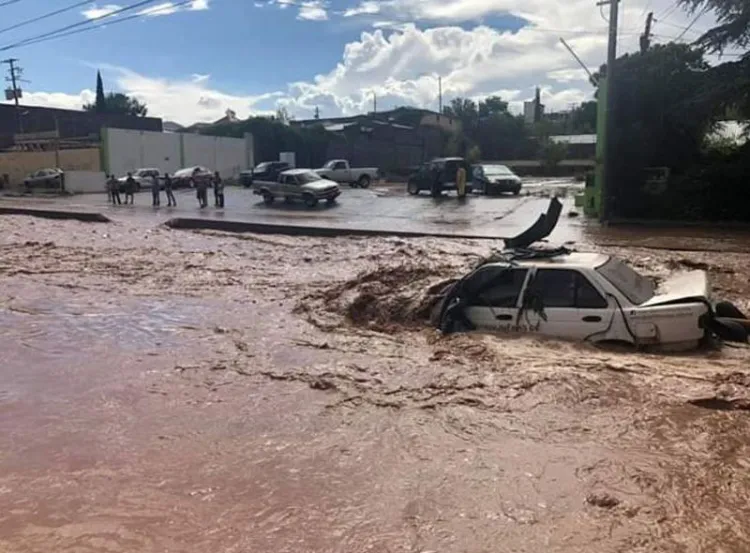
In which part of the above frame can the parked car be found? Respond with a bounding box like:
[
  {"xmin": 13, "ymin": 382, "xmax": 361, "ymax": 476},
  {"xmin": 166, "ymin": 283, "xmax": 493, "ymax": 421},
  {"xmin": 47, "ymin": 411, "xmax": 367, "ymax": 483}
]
[
  {"xmin": 430, "ymin": 198, "xmax": 748, "ymax": 350},
  {"xmin": 472, "ymin": 164, "xmax": 522, "ymax": 195},
  {"xmin": 314, "ymin": 159, "xmax": 378, "ymax": 188},
  {"xmin": 253, "ymin": 169, "xmax": 340, "ymax": 208},
  {"xmin": 24, "ymin": 168, "xmax": 64, "ymax": 190},
  {"xmin": 407, "ymin": 157, "xmax": 473, "ymax": 196},
  {"xmin": 172, "ymin": 166, "xmax": 212, "ymax": 188},
  {"xmin": 117, "ymin": 168, "xmax": 161, "ymax": 192},
  {"xmin": 240, "ymin": 161, "xmax": 291, "ymax": 188}
]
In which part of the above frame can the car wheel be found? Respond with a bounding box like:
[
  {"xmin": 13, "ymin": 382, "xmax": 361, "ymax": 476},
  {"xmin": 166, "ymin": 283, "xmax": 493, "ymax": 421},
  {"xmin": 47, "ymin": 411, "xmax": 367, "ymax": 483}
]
[
  {"xmin": 284, "ymin": 196, "xmax": 293, "ymax": 204},
  {"xmin": 407, "ymin": 180, "xmax": 420, "ymax": 195},
  {"xmin": 262, "ymin": 191, "xmax": 274, "ymax": 205},
  {"xmin": 303, "ymin": 193, "xmax": 318, "ymax": 208},
  {"xmin": 326, "ymin": 197, "xmax": 336, "ymax": 206},
  {"xmin": 358, "ymin": 175, "xmax": 371, "ymax": 189},
  {"xmin": 513, "ymin": 187, "xmax": 521, "ymax": 196}
]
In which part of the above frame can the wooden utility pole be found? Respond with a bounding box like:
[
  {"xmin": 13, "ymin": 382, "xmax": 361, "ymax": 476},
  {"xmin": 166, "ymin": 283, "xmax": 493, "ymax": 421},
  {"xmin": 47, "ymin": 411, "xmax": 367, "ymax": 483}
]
[
  {"xmin": 373, "ymin": 92, "xmax": 377, "ymax": 113},
  {"xmin": 438, "ymin": 76, "xmax": 443, "ymax": 114},
  {"xmin": 640, "ymin": 11, "xmax": 653, "ymax": 53},
  {"xmin": 596, "ymin": 0, "xmax": 619, "ymax": 222},
  {"xmin": 3, "ymin": 57, "xmax": 28, "ymax": 134}
]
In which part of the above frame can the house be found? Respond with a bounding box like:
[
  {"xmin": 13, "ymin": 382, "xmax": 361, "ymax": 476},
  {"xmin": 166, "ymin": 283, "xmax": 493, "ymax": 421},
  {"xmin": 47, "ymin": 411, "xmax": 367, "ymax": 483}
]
[{"xmin": 292, "ymin": 108, "xmax": 457, "ymax": 171}]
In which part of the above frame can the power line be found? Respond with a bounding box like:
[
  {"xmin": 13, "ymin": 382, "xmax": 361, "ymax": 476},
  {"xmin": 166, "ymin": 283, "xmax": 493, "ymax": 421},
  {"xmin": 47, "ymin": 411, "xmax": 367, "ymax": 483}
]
[
  {"xmin": 656, "ymin": 0, "xmax": 680, "ymax": 22},
  {"xmin": 655, "ymin": 17, "xmax": 706, "ymax": 36},
  {"xmin": 674, "ymin": 8, "xmax": 708, "ymax": 41},
  {"xmin": 0, "ymin": 0, "xmax": 91, "ymax": 36},
  {"xmin": 12, "ymin": 0, "xmax": 196, "ymax": 50},
  {"xmin": 0, "ymin": 0, "xmax": 25, "ymax": 8},
  {"xmin": 0, "ymin": 0, "xmax": 162, "ymax": 52}
]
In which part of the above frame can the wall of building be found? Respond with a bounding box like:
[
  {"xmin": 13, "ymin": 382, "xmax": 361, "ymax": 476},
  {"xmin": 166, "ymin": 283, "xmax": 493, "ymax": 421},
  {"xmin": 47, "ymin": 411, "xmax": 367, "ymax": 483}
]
[
  {"xmin": 0, "ymin": 103, "xmax": 162, "ymax": 149},
  {"xmin": 102, "ymin": 128, "xmax": 253, "ymax": 179},
  {"xmin": 103, "ymin": 128, "xmax": 182, "ymax": 176},
  {"xmin": 0, "ymin": 148, "xmax": 100, "ymax": 186},
  {"xmin": 65, "ymin": 171, "xmax": 107, "ymax": 194}
]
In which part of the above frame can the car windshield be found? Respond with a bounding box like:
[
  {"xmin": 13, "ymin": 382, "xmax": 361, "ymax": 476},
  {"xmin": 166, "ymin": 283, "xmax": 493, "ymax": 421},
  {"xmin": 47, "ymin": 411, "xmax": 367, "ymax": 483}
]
[
  {"xmin": 596, "ymin": 257, "xmax": 656, "ymax": 305},
  {"xmin": 255, "ymin": 162, "xmax": 271, "ymax": 171},
  {"xmin": 482, "ymin": 165, "xmax": 514, "ymax": 176},
  {"xmin": 297, "ymin": 172, "xmax": 324, "ymax": 184}
]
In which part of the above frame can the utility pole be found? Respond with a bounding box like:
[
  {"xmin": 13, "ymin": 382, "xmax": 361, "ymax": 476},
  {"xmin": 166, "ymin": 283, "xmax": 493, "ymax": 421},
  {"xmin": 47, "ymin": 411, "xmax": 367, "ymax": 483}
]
[
  {"xmin": 640, "ymin": 11, "xmax": 653, "ymax": 53},
  {"xmin": 373, "ymin": 92, "xmax": 377, "ymax": 114},
  {"xmin": 3, "ymin": 57, "xmax": 27, "ymax": 134},
  {"xmin": 596, "ymin": 0, "xmax": 619, "ymax": 222},
  {"xmin": 438, "ymin": 76, "xmax": 443, "ymax": 114}
]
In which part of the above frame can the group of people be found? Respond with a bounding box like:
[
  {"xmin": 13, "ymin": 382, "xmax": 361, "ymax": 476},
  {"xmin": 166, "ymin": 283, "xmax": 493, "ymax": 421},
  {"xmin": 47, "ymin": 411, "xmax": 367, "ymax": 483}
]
[
  {"xmin": 194, "ymin": 171, "xmax": 224, "ymax": 209},
  {"xmin": 105, "ymin": 170, "xmax": 224, "ymax": 208}
]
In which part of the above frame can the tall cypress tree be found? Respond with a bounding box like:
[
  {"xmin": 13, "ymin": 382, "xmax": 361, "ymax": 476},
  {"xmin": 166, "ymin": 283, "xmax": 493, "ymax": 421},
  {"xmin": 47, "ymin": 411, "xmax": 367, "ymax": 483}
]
[{"xmin": 95, "ymin": 71, "xmax": 106, "ymax": 113}]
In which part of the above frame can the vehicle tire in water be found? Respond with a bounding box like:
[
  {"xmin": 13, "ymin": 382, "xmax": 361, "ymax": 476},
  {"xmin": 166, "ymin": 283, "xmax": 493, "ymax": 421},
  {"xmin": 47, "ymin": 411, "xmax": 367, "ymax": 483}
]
[
  {"xmin": 715, "ymin": 301, "xmax": 747, "ymax": 319},
  {"xmin": 513, "ymin": 187, "xmax": 521, "ymax": 195},
  {"xmin": 262, "ymin": 191, "xmax": 274, "ymax": 205},
  {"xmin": 358, "ymin": 175, "xmax": 371, "ymax": 188},
  {"xmin": 303, "ymin": 194, "xmax": 318, "ymax": 208},
  {"xmin": 709, "ymin": 317, "xmax": 749, "ymax": 343},
  {"xmin": 326, "ymin": 197, "xmax": 336, "ymax": 206},
  {"xmin": 407, "ymin": 180, "xmax": 419, "ymax": 195}
]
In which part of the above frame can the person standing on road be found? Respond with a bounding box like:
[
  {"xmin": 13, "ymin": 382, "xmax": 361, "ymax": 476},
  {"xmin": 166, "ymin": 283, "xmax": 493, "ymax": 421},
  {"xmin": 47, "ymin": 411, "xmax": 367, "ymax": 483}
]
[
  {"xmin": 195, "ymin": 172, "xmax": 208, "ymax": 208},
  {"xmin": 213, "ymin": 171, "xmax": 224, "ymax": 208},
  {"xmin": 108, "ymin": 174, "xmax": 121, "ymax": 205},
  {"xmin": 124, "ymin": 172, "xmax": 136, "ymax": 205},
  {"xmin": 164, "ymin": 173, "xmax": 176, "ymax": 207},
  {"xmin": 151, "ymin": 174, "xmax": 160, "ymax": 207}
]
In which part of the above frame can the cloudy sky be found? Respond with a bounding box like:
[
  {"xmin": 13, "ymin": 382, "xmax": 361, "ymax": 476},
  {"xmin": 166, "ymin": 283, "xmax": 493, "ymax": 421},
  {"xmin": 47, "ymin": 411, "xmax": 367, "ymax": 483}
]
[{"xmin": 0, "ymin": 0, "xmax": 720, "ymax": 125}]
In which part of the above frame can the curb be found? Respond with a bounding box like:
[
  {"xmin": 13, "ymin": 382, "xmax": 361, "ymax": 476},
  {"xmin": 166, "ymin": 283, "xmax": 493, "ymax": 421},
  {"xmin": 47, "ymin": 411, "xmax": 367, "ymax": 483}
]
[
  {"xmin": 0, "ymin": 206, "xmax": 110, "ymax": 223},
  {"xmin": 165, "ymin": 217, "xmax": 504, "ymax": 241}
]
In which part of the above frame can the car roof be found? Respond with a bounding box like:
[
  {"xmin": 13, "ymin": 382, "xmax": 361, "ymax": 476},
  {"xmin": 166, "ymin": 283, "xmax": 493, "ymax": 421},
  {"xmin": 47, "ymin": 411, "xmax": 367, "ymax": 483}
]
[
  {"xmin": 432, "ymin": 157, "xmax": 464, "ymax": 162},
  {"xmin": 484, "ymin": 252, "xmax": 611, "ymax": 270},
  {"xmin": 282, "ymin": 168, "xmax": 315, "ymax": 175}
]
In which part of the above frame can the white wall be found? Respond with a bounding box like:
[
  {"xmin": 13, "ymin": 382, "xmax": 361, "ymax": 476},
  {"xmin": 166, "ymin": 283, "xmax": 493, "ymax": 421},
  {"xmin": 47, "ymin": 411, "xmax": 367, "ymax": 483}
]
[
  {"xmin": 103, "ymin": 128, "xmax": 252, "ymax": 179},
  {"xmin": 65, "ymin": 171, "xmax": 107, "ymax": 194}
]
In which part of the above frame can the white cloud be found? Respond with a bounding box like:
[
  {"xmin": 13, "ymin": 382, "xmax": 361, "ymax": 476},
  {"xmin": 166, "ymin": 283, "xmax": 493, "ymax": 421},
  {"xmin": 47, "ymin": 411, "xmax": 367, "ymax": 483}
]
[
  {"xmin": 82, "ymin": 0, "xmax": 209, "ymax": 19},
  {"xmin": 343, "ymin": 1, "xmax": 380, "ymax": 17},
  {"xmin": 297, "ymin": 0, "xmax": 328, "ymax": 20},
  {"xmin": 82, "ymin": 4, "xmax": 120, "ymax": 19},
  {"xmin": 3, "ymin": 67, "xmax": 279, "ymax": 126}
]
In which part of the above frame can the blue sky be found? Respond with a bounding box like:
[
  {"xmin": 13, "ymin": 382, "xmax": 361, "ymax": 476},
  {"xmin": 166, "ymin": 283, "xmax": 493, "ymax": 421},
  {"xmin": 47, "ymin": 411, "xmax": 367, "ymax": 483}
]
[{"xmin": 0, "ymin": 0, "xmax": 711, "ymax": 124}]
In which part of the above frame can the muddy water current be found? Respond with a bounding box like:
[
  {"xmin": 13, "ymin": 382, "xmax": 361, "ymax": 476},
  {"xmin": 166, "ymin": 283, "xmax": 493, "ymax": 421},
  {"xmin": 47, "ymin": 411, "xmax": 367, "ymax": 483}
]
[{"xmin": 3, "ymin": 214, "xmax": 750, "ymax": 552}]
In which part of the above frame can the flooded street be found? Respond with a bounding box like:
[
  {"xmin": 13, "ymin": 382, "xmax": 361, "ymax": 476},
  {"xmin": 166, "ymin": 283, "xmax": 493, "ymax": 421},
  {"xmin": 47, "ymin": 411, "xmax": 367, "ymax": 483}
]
[{"xmin": 3, "ymin": 211, "xmax": 750, "ymax": 552}]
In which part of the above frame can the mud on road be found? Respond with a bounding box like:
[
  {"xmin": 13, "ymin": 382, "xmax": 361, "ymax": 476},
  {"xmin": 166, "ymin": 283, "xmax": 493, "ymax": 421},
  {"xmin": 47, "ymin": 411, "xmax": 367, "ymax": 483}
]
[{"xmin": 2, "ymin": 214, "xmax": 750, "ymax": 552}]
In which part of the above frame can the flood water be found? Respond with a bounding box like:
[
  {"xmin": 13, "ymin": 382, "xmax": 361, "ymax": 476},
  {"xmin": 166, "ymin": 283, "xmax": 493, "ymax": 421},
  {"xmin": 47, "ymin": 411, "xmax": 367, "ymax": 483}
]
[{"xmin": 3, "ymin": 213, "xmax": 750, "ymax": 552}]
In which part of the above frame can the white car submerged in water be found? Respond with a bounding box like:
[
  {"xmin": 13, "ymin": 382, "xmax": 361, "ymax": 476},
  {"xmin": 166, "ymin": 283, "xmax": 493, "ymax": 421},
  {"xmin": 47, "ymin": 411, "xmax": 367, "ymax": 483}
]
[{"xmin": 432, "ymin": 198, "xmax": 748, "ymax": 350}]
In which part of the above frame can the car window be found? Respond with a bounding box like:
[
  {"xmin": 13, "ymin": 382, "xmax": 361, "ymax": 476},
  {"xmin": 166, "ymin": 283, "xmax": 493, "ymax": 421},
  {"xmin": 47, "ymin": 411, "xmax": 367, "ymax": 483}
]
[
  {"xmin": 534, "ymin": 269, "xmax": 607, "ymax": 309},
  {"xmin": 333, "ymin": 161, "xmax": 346, "ymax": 170},
  {"xmin": 463, "ymin": 267, "xmax": 528, "ymax": 308}
]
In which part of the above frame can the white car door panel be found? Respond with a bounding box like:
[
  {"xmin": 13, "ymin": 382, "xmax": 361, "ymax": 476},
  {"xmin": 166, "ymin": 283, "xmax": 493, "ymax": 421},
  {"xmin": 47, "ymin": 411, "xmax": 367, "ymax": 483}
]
[
  {"xmin": 463, "ymin": 267, "xmax": 531, "ymax": 332},
  {"xmin": 529, "ymin": 268, "xmax": 612, "ymax": 341}
]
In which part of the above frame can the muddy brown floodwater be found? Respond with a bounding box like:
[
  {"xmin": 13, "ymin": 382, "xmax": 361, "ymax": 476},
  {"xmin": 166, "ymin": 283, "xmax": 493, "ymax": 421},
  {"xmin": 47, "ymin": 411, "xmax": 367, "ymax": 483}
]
[{"xmin": 3, "ymin": 214, "xmax": 750, "ymax": 552}]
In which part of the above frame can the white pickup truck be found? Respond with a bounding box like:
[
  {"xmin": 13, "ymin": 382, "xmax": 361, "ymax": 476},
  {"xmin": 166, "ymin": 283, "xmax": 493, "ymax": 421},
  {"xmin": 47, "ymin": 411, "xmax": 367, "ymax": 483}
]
[{"xmin": 314, "ymin": 159, "xmax": 378, "ymax": 188}]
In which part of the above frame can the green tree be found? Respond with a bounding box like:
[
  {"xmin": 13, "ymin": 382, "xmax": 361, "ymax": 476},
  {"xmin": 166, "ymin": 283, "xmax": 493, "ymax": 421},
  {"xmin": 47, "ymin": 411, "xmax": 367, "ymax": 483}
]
[
  {"xmin": 95, "ymin": 71, "xmax": 106, "ymax": 113},
  {"xmin": 84, "ymin": 92, "xmax": 148, "ymax": 117},
  {"xmin": 678, "ymin": 0, "xmax": 750, "ymax": 54}
]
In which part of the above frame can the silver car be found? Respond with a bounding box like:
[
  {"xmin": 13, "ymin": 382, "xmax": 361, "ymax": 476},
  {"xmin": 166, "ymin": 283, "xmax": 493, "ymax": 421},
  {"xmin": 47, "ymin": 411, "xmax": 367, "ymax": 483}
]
[
  {"xmin": 254, "ymin": 169, "xmax": 340, "ymax": 208},
  {"xmin": 24, "ymin": 168, "xmax": 64, "ymax": 190}
]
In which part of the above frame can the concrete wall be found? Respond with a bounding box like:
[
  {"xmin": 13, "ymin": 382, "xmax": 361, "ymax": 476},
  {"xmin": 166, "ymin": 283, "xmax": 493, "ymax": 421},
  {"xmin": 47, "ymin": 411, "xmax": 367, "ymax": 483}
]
[
  {"xmin": 103, "ymin": 128, "xmax": 181, "ymax": 177},
  {"xmin": 103, "ymin": 128, "xmax": 253, "ymax": 179},
  {"xmin": 0, "ymin": 148, "xmax": 100, "ymax": 186},
  {"xmin": 65, "ymin": 171, "xmax": 107, "ymax": 194}
]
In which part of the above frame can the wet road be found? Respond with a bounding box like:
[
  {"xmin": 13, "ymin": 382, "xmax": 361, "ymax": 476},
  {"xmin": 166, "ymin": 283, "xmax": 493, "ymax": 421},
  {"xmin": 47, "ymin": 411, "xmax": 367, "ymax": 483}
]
[
  {"xmin": 3, "ymin": 177, "xmax": 586, "ymax": 242},
  {"xmin": 3, "ymin": 206, "xmax": 750, "ymax": 551}
]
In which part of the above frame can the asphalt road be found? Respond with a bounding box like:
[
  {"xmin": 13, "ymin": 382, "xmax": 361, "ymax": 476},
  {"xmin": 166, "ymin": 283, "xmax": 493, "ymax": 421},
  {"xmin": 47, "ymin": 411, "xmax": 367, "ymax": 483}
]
[{"xmin": 3, "ymin": 177, "xmax": 586, "ymax": 242}]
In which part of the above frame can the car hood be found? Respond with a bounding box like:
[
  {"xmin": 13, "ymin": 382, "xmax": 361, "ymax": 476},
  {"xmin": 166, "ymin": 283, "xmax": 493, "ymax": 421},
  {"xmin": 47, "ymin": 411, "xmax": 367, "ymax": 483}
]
[
  {"xmin": 640, "ymin": 270, "xmax": 709, "ymax": 307},
  {"xmin": 304, "ymin": 180, "xmax": 338, "ymax": 191}
]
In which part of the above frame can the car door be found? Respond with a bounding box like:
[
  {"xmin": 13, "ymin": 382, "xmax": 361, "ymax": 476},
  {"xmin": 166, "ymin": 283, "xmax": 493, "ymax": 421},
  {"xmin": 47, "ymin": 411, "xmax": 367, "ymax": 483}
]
[
  {"xmin": 527, "ymin": 268, "xmax": 611, "ymax": 340},
  {"xmin": 462, "ymin": 267, "xmax": 531, "ymax": 331},
  {"xmin": 281, "ymin": 174, "xmax": 299, "ymax": 198},
  {"xmin": 332, "ymin": 161, "xmax": 347, "ymax": 181}
]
